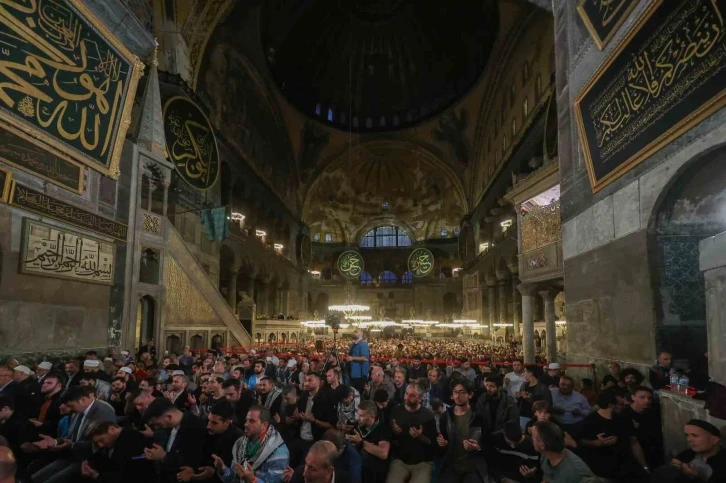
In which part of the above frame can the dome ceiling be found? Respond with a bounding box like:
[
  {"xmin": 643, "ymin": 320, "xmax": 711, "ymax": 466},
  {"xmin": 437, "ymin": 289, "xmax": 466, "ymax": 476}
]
[{"xmin": 261, "ymin": 0, "xmax": 499, "ymax": 132}]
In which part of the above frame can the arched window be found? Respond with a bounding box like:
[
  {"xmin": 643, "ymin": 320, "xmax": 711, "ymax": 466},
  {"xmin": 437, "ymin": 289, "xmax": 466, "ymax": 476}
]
[
  {"xmin": 402, "ymin": 271, "xmax": 413, "ymax": 284},
  {"xmin": 313, "ymin": 232, "xmax": 320, "ymax": 242},
  {"xmin": 454, "ymin": 227, "xmax": 461, "ymax": 236},
  {"xmin": 315, "ymin": 104, "xmax": 321, "ymax": 116},
  {"xmin": 510, "ymin": 84, "xmax": 516, "ymax": 107},
  {"xmin": 325, "ymin": 233, "xmax": 333, "ymax": 243},
  {"xmin": 359, "ymin": 226, "xmax": 412, "ymax": 248},
  {"xmin": 360, "ymin": 272, "xmax": 373, "ymax": 286},
  {"xmin": 523, "ymin": 61, "xmax": 529, "ymax": 84},
  {"xmin": 327, "ymin": 109, "xmax": 334, "ymax": 121},
  {"xmin": 503, "ymin": 135, "xmax": 508, "ymax": 151},
  {"xmin": 440, "ymin": 228, "xmax": 448, "ymax": 237},
  {"xmin": 535, "ymin": 74, "xmax": 542, "ymax": 100},
  {"xmin": 523, "ymin": 97, "xmax": 528, "ymax": 118},
  {"xmin": 379, "ymin": 271, "xmax": 397, "ymax": 284},
  {"xmin": 512, "ymin": 118, "xmax": 517, "ymax": 136}
]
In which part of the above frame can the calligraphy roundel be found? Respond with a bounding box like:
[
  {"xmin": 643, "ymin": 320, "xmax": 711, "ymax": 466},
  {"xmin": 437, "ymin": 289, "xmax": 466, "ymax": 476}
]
[
  {"xmin": 163, "ymin": 96, "xmax": 220, "ymax": 191},
  {"xmin": 408, "ymin": 248, "xmax": 434, "ymax": 278},
  {"xmin": 297, "ymin": 233, "xmax": 312, "ymax": 268},
  {"xmin": 336, "ymin": 250, "xmax": 364, "ymax": 280}
]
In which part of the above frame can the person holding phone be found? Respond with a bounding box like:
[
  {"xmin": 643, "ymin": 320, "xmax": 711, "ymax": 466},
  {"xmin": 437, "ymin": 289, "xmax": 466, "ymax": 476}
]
[
  {"xmin": 346, "ymin": 400, "xmax": 391, "ymax": 483},
  {"xmin": 436, "ymin": 380, "xmax": 488, "ymax": 483}
]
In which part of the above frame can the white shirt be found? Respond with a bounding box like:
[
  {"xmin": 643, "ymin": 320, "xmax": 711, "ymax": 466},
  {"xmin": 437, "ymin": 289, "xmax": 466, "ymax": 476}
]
[
  {"xmin": 505, "ymin": 371, "xmax": 526, "ymax": 399},
  {"xmin": 166, "ymin": 426, "xmax": 180, "ymax": 452}
]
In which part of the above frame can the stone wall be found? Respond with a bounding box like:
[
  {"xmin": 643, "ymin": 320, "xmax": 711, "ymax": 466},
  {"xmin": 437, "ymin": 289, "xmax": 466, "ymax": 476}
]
[{"xmin": 554, "ymin": 0, "xmax": 726, "ymax": 367}]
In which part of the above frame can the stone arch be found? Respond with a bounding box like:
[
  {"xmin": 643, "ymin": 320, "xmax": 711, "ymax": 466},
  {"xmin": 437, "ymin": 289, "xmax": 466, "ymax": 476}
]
[{"xmin": 647, "ymin": 147, "xmax": 726, "ymax": 363}]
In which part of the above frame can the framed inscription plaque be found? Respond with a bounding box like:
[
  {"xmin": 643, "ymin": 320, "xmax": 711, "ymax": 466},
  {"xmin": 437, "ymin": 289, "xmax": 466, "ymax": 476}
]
[
  {"xmin": 20, "ymin": 218, "xmax": 115, "ymax": 285},
  {"xmin": 575, "ymin": 0, "xmax": 726, "ymax": 192},
  {"xmin": 408, "ymin": 248, "xmax": 435, "ymax": 279},
  {"xmin": 337, "ymin": 250, "xmax": 364, "ymax": 280},
  {"xmin": 577, "ymin": 0, "xmax": 640, "ymax": 50},
  {"xmin": 0, "ymin": 1, "xmax": 144, "ymax": 178}
]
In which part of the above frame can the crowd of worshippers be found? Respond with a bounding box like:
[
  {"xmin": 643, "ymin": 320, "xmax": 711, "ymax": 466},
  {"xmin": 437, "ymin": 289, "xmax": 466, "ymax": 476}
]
[{"xmin": 0, "ymin": 338, "xmax": 723, "ymax": 483}]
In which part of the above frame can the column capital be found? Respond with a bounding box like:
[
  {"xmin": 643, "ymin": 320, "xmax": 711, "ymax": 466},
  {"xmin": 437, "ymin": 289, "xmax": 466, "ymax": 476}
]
[
  {"xmin": 538, "ymin": 288, "xmax": 560, "ymax": 302},
  {"xmin": 517, "ymin": 283, "xmax": 538, "ymax": 297}
]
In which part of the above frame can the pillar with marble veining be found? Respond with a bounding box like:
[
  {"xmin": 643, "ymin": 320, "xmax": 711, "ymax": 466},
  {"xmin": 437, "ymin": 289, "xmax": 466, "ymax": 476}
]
[
  {"xmin": 518, "ymin": 283, "xmax": 537, "ymax": 364},
  {"xmin": 540, "ymin": 289, "xmax": 559, "ymax": 364},
  {"xmin": 498, "ymin": 281, "xmax": 508, "ymax": 326}
]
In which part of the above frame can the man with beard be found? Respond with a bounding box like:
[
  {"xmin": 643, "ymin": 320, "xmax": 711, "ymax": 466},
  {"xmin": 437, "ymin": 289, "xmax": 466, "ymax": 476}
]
[
  {"xmin": 345, "ymin": 329, "xmax": 370, "ymax": 394},
  {"xmin": 621, "ymin": 386, "xmax": 663, "ymax": 470},
  {"xmin": 621, "ymin": 368, "xmax": 645, "ymax": 396},
  {"xmin": 107, "ymin": 377, "xmax": 127, "ymax": 417},
  {"xmin": 212, "ymin": 406, "xmax": 289, "ymax": 483},
  {"xmin": 476, "ymin": 375, "xmax": 519, "ymax": 438},
  {"xmin": 392, "ymin": 371, "xmax": 407, "ymax": 406},
  {"xmin": 437, "ymin": 379, "xmax": 487, "ymax": 483},
  {"xmin": 256, "ymin": 377, "xmax": 282, "ymax": 418},
  {"xmin": 365, "ymin": 367, "xmax": 395, "ymax": 402},
  {"xmin": 345, "ymin": 400, "xmax": 391, "ymax": 483},
  {"xmin": 292, "ymin": 372, "xmax": 337, "ymax": 467},
  {"xmin": 240, "ymin": 359, "xmax": 254, "ymax": 381},
  {"xmin": 373, "ymin": 390, "xmax": 397, "ymax": 427},
  {"xmin": 248, "ymin": 361, "xmax": 266, "ymax": 390},
  {"xmin": 79, "ymin": 374, "xmax": 111, "ymax": 401},
  {"xmin": 35, "ymin": 362, "xmax": 53, "ymax": 384},
  {"xmin": 427, "ymin": 369, "xmax": 445, "ymax": 403},
  {"xmin": 166, "ymin": 374, "xmax": 192, "ymax": 411},
  {"xmin": 63, "ymin": 361, "xmax": 82, "ymax": 389},
  {"xmin": 387, "ymin": 381, "xmax": 437, "ymax": 483},
  {"xmin": 29, "ymin": 374, "xmax": 64, "ymax": 436},
  {"xmin": 197, "ymin": 376, "xmax": 226, "ymax": 419},
  {"xmin": 407, "ymin": 357, "xmax": 427, "ymax": 383},
  {"xmin": 503, "ymin": 360, "xmax": 525, "ymax": 400},
  {"xmin": 550, "ymin": 376, "xmax": 591, "ymax": 438},
  {"xmin": 176, "ymin": 402, "xmax": 243, "ymax": 482},
  {"xmin": 222, "ymin": 379, "xmax": 257, "ymax": 429},
  {"xmin": 139, "ymin": 377, "xmax": 163, "ymax": 397},
  {"xmin": 116, "ymin": 366, "xmax": 138, "ymax": 391},
  {"xmin": 11, "ymin": 366, "xmax": 41, "ymax": 418},
  {"xmin": 516, "ymin": 365, "xmax": 552, "ymax": 428}
]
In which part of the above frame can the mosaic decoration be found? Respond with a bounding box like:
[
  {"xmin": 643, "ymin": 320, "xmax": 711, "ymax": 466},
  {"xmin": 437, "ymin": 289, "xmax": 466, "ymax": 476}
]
[
  {"xmin": 408, "ymin": 247, "xmax": 434, "ymax": 278},
  {"xmin": 142, "ymin": 212, "xmax": 161, "ymax": 234},
  {"xmin": 164, "ymin": 255, "xmax": 219, "ymax": 327},
  {"xmin": 0, "ymin": 166, "xmax": 10, "ymax": 203},
  {"xmin": 9, "ymin": 182, "xmax": 128, "ymax": 241},
  {"xmin": 658, "ymin": 236, "xmax": 706, "ymax": 323},
  {"xmin": 521, "ymin": 200, "xmax": 561, "ymax": 253},
  {"xmin": 163, "ymin": 96, "xmax": 220, "ymax": 191},
  {"xmin": 336, "ymin": 250, "xmax": 364, "ymax": 280},
  {"xmin": 0, "ymin": 0, "xmax": 144, "ymax": 178},
  {"xmin": 575, "ymin": 0, "xmax": 726, "ymax": 192},
  {"xmin": 20, "ymin": 218, "xmax": 114, "ymax": 284},
  {"xmin": 0, "ymin": 122, "xmax": 84, "ymax": 193},
  {"xmin": 577, "ymin": 0, "xmax": 640, "ymax": 50}
]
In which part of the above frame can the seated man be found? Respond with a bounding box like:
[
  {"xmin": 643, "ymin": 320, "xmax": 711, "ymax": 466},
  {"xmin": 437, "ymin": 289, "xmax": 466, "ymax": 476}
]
[
  {"xmin": 322, "ymin": 429, "xmax": 361, "ymax": 483},
  {"xmin": 0, "ymin": 394, "xmax": 38, "ymax": 468},
  {"xmin": 83, "ymin": 420, "xmax": 155, "ymax": 483},
  {"xmin": 651, "ymin": 419, "xmax": 725, "ymax": 483},
  {"xmin": 476, "ymin": 375, "xmax": 519, "ymax": 437},
  {"xmin": 213, "ymin": 405, "xmax": 289, "ymax": 483},
  {"xmin": 491, "ymin": 420, "xmax": 540, "ymax": 483},
  {"xmin": 525, "ymin": 421, "xmax": 594, "ymax": 483},
  {"xmin": 345, "ymin": 400, "xmax": 391, "ymax": 483},
  {"xmin": 550, "ymin": 376, "xmax": 591, "ymax": 438}
]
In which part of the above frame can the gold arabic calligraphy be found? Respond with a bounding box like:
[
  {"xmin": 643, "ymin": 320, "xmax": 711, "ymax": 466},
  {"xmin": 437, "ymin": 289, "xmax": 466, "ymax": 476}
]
[
  {"xmin": 592, "ymin": 2, "xmax": 726, "ymax": 161},
  {"xmin": 338, "ymin": 252, "xmax": 363, "ymax": 277},
  {"xmin": 0, "ymin": 0, "xmax": 132, "ymax": 167},
  {"xmin": 593, "ymin": 0, "xmax": 630, "ymax": 27},
  {"xmin": 409, "ymin": 249, "xmax": 433, "ymax": 277},
  {"xmin": 168, "ymin": 113, "xmax": 215, "ymax": 186}
]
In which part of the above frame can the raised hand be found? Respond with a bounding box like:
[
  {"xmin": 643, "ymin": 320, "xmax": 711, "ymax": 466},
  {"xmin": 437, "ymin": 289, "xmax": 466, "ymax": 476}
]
[
  {"xmin": 143, "ymin": 443, "xmax": 167, "ymax": 461},
  {"xmin": 211, "ymin": 454, "xmax": 226, "ymax": 472},
  {"xmin": 409, "ymin": 425, "xmax": 423, "ymax": 439}
]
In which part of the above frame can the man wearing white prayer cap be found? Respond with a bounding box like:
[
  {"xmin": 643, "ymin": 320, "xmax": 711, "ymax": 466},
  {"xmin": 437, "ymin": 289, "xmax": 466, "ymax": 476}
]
[
  {"xmin": 36, "ymin": 361, "xmax": 53, "ymax": 384},
  {"xmin": 83, "ymin": 359, "xmax": 111, "ymax": 383},
  {"xmin": 13, "ymin": 365, "xmax": 41, "ymax": 418}
]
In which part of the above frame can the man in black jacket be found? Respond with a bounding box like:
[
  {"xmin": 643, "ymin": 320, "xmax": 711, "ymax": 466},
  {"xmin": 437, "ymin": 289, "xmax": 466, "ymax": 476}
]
[
  {"xmin": 144, "ymin": 397, "xmax": 208, "ymax": 483},
  {"xmin": 12, "ymin": 366, "xmax": 41, "ymax": 418},
  {"xmin": 437, "ymin": 379, "xmax": 487, "ymax": 483},
  {"xmin": 83, "ymin": 421, "xmax": 155, "ymax": 483},
  {"xmin": 0, "ymin": 394, "xmax": 38, "ymax": 468},
  {"xmin": 516, "ymin": 365, "xmax": 552, "ymax": 425},
  {"xmin": 289, "ymin": 372, "xmax": 337, "ymax": 467},
  {"xmin": 30, "ymin": 374, "xmax": 64, "ymax": 436},
  {"xmin": 475, "ymin": 375, "xmax": 520, "ymax": 439},
  {"xmin": 221, "ymin": 379, "xmax": 256, "ymax": 429}
]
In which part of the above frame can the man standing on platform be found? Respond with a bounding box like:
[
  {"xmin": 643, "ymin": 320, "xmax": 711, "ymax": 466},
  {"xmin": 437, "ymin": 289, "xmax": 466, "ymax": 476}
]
[{"xmin": 346, "ymin": 329, "xmax": 370, "ymax": 395}]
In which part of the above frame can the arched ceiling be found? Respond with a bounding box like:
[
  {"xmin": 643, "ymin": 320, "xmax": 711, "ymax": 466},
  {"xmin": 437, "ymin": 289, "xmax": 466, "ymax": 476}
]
[
  {"xmin": 260, "ymin": 0, "xmax": 499, "ymax": 132},
  {"xmin": 303, "ymin": 141, "xmax": 467, "ymax": 242}
]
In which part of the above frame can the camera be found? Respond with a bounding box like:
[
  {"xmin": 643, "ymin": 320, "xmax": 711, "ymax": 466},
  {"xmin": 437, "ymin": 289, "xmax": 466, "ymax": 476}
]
[{"xmin": 325, "ymin": 315, "xmax": 341, "ymax": 331}]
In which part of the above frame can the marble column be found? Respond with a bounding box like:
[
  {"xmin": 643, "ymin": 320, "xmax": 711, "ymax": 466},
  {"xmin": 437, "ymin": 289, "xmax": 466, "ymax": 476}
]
[
  {"xmin": 498, "ymin": 281, "xmax": 508, "ymax": 325},
  {"xmin": 227, "ymin": 268, "xmax": 237, "ymax": 312},
  {"xmin": 540, "ymin": 289, "xmax": 559, "ymax": 363},
  {"xmin": 511, "ymin": 275, "xmax": 521, "ymax": 340},
  {"xmin": 518, "ymin": 283, "xmax": 538, "ymax": 364},
  {"xmin": 486, "ymin": 276, "xmax": 497, "ymax": 336}
]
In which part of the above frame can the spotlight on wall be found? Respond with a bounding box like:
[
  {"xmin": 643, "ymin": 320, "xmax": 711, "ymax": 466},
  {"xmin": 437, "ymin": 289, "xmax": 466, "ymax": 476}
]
[
  {"xmin": 309, "ymin": 270, "xmax": 321, "ymax": 279},
  {"xmin": 479, "ymin": 242, "xmax": 490, "ymax": 253},
  {"xmin": 255, "ymin": 230, "xmax": 266, "ymax": 237},
  {"xmin": 231, "ymin": 212, "xmax": 245, "ymax": 222},
  {"xmin": 555, "ymin": 320, "xmax": 567, "ymax": 326},
  {"xmin": 500, "ymin": 219, "xmax": 513, "ymax": 229},
  {"xmin": 452, "ymin": 268, "xmax": 462, "ymax": 277},
  {"xmin": 274, "ymin": 243, "xmax": 284, "ymax": 253}
]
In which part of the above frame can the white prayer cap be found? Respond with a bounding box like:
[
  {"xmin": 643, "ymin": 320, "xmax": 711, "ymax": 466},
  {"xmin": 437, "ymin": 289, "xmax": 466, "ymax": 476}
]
[
  {"xmin": 38, "ymin": 362, "xmax": 53, "ymax": 371},
  {"xmin": 287, "ymin": 359, "xmax": 297, "ymax": 368},
  {"xmin": 119, "ymin": 367, "xmax": 133, "ymax": 374},
  {"xmin": 121, "ymin": 350, "xmax": 130, "ymax": 356},
  {"xmin": 84, "ymin": 359, "xmax": 101, "ymax": 368},
  {"xmin": 172, "ymin": 370, "xmax": 186, "ymax": 376},
  {"xmin": 547, "ymin": 362, "xmax": 561, "ymax": 370},
  {"xmin": 14, "ymin": 365, "xmax": 31, "ymax": 375}
]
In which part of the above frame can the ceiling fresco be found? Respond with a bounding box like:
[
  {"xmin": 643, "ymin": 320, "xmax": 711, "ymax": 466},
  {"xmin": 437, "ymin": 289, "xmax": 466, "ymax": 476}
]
[{"xmin": 303, "ymin": 141, "xmax": 467, "ymax": 243}]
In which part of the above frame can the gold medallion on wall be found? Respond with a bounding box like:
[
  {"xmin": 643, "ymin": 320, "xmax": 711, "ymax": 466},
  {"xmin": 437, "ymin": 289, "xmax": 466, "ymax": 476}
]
[
  {"xmin": 337, "ymin": 250, "xmax": 364, "ymax": 280},
  {"xmin": 163, "ymin": 96, "xmax": 220, "ymax": 191},
  {"xmin": 577, "ymin": 0, "xmax": 640, "ymax": 50},
  {"xmin": 408, "ymin": 248, "xmax": 434, "ymax": 279}
]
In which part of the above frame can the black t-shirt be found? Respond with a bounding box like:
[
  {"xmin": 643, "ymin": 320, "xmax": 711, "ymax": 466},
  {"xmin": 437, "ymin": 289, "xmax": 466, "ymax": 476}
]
[
  {"xmin": 492, "ymin": 433, "xmax": 540, "ymax": 482},
  {"xmin": 389, "ymin": 405, "xmax": 438, "ymax": 465},
  {"xmin": 579, "ymin": 411, "xmax": 636, "ymax": 477},
  {"xmin": 621, "ymin": 406, "xmax": 663, "ymax": 468},
  {"xmin": 602, "ymin": 374, "xmax": 620, "ymax": 389},
  {"xmin": 361, "ymin": 421, "xmax": 392, "ymax": 474},
  {"xmin": 488, "ymin": 395, "xmax": 501, "ymax": 427},
  {"xmin": 676, "ymin": 447, "xmax": 726, "ymax": 483}
]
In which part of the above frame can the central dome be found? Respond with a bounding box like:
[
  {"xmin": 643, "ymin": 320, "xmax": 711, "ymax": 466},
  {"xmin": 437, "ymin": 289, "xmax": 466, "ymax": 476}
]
[{"xmin": 261, "ymin": 0, "xmax": 498, "ymax": 132}]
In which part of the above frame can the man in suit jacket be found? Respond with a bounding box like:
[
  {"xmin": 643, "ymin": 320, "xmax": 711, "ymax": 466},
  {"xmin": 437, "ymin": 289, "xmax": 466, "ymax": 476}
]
[
  {"xmin": 30, "ymin": 373, "xmax": 65, "ymax": 437},
  {"xmin": 0, "ymin": 394, "xmax": 39, "ymax": 468},
  {"xmin": 83, "ymin": 421, "xmax": 156, "ymax": 483},
  {"xmin": 144, "ymin": 397, "xmax": 207, "ymax": 483},
  {"xmin": 31, "ymin": 385, "xmax": 117, "ymax": 483}
]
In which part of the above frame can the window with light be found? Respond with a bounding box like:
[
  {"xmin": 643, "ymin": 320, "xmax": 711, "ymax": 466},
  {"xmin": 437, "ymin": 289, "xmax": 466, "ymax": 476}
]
[
  {"xmin": 359, "ymin": 226, "xmax": 412, "ymax": 248},
  {"xmin": 379, "ymin": 271, "xmax": 397, "ymax": 284},
  {"xmin": 360, "ymin": 272, "xmax": 373, "ymax": 286},
  {"xmin": 402, "ymin": 271, "xmax": 413, "ymax": 284}
]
